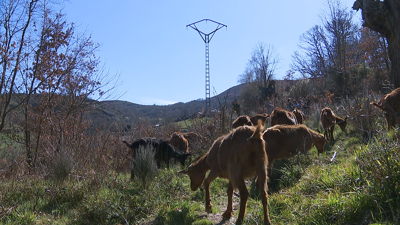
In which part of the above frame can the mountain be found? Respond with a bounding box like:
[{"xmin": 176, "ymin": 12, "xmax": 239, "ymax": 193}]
[{"xmin": 90, "ymin": 83, "xmax": 246, "ymax": 126}]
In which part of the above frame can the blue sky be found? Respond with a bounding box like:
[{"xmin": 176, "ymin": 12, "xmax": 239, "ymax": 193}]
[{"xmin": 62, "ymin": 0, "xmax": 360, "ymax": 105}]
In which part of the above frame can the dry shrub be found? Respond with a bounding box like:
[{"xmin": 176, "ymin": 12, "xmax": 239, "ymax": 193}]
[
  {"xmin": 287, "ymin": 79, "xmax": 314, "ymax": 100},
  {"xmin": 305, "ymin": 103, "xmax": 324, "ymax": 131},
  {"xmin": 178, "ymin": 115, "xmax": 221, "ymax": 158},
  {"xmin": 50, "ymin": 148, "xmax": 74, "ymax": 183},
  {"xmin": 131, "ymin": 145, "xmax": 158, "ymax": 189},
  {"xmin": 339, "ymin": 92, "xmax": 380, "ymax": 142}
]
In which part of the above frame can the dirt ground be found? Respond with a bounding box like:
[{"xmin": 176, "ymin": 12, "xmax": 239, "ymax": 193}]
[{"xmin": 198, "ymin": 200, "xmax": 240, "ymax": 225}]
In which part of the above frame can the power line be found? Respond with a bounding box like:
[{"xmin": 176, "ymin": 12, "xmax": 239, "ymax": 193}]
[{"xmin": 186, "ymin": 19, "xmax": 227, "ymax": 114}]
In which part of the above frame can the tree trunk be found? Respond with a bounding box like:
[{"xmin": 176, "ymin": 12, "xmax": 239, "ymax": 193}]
[
  {"xmin": 353, "ymin": 0, "xmax": 400, "ymax": 88},
  {"xmin": 388, "ymin": 36, "xmax": 400, "ymax": 88}
]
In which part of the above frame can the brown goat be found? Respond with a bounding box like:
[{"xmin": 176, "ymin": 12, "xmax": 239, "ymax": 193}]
[
  {"xmin": 170, "ymin": 132, "xmax": 189, "ymax": 153},
  {"xmin": 320, "ymin": 107, "xmax": 347, "ymax": 141},
  {"xmin": 292, "ymin": 108, "xmax": 304, "ymax": 124},
  {"xmin": 232, "ymin": 115, "xmax": 253, "ymax": 129},
  {"xmin": 270, "ymin": 107, "xmax": 303, "ymax": 126},
  {"xmin": 179, "ymin": 123, "xmax": 271, "ymax": 224},
  {"xmin": 370, "ymin": 87, "xmax": 400, "ymax": 129},
  {"xmin": 250, "ymin": 113, "xmax": 270, "ymax": 127},
  {"xmin": 263, "ymin": 124, "xmax": 328, "ymax": 176}
]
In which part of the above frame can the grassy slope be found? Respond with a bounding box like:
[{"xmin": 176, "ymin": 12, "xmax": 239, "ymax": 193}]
[{"xmin": 0, "ymin": 124, "xmax": 399, "ymax": 225}]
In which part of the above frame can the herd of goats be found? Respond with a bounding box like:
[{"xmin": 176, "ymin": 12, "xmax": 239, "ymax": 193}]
[{"xmin": 122, "ymin": 87, "xmax": 400, "ymax": 224}]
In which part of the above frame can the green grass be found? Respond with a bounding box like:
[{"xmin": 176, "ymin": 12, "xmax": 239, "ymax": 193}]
[{"xmin": 1, "ymin": 128, "xmax": 400, "ymax": 224}]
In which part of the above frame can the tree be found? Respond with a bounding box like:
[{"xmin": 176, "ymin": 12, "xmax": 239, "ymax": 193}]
[
  {"xmin": 353, "ymin": 0, "xmax": 400, "ymax": 88},
  {"xmin": 0, "ymin": 0, "xmax": 117, "ymax": 170},
  {"xmin": 238, "ymin": 43, "xmax": 279, "ymax": 111},
  {"xmin": 292, "ymin": 0, "xmax": 359, "ymax": 96},
  {"xmin": 358, "ymin": 27, "xmax": 390, "ymax": 91},
  {"xmin": 291, "ymin": 25, "xmax": 329, "ymax": 79},
  {"xmin": 0, "ymin": 0, "xmax": 38, "ymax": 133}
]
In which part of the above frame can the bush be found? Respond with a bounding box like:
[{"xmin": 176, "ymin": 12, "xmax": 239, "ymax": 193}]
[
  {"xmin": 51, "ymin": 148, "xmax": 74, "ymax": 183},
  {"xmin": 131, "ymin": 145, "xmax": 158, "ymax": 189},
  {"xmin": 340, "ymin": 92, "xmax": 381, "ymax": 142}
]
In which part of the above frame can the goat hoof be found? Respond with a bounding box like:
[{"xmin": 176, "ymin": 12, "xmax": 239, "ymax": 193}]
[
  {"xmin": 206, "ymin": 204, "xmax": 213, "ymax": 213},
  {"xmin": 222, "ymin": 210, "xmax": 233, "ymax": 218},
  {"xmin": 235, "ymin": 219, "xmax": 243, "ymax": 225}
]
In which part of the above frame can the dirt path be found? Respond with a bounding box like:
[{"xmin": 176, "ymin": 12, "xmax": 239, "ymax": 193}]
[{"xmin": 197, "ymin": 195, "xmax": 240, "ymax": 225}]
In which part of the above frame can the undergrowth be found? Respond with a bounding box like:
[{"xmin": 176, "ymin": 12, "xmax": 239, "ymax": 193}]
[{"xmin": 1, "ymin": 119, "xmax": 400, "ymax": 224}]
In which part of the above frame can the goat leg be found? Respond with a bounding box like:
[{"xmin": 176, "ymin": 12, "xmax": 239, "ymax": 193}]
[
  {"xmin": 257, "ymin": 167, "xmax": 271, "ymax": 225},
  {"xmin": 235, "ymin": 179, "xmax": 249, "ymax": 225},
  {"xmin": 222, "ymin": 182, "xmax": 234, "ymax": 218},
  {"xmin": 204, "ymin": 170, "xmax": 218, "ymax": 213}
]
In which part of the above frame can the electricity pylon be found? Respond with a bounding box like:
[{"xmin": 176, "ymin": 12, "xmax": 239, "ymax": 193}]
[{"xmin": 187, "ymin": 19, "xmax": 227, "ymax": 115}]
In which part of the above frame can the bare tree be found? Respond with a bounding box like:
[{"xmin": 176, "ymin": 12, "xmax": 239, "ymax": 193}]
[
  {"xmin": 291, "ymin": 25, "xmax": 329, "ymax": 79},
  {"xmin": 292, "ymin": 0, "xmax": 359, "ymax": 96},
  {"xmin": 353, "ymin": 0, "xmax": 400, "ymax": 88},
  {"xmin": 0, "ymin": 0, "xmax": 119, "ymax": 170},
  {"xmin": 238, "ymin": 43, "xmax": 279, "ymax": 111},
  {"xmin": 0, "ymin": 0, "xmax": 39, "ymax": 132}
]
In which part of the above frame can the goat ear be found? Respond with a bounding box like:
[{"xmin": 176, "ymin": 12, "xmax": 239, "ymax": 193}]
[{"xmin": 178, "ymin": 170, "xmax": 188, "ymax": 175}]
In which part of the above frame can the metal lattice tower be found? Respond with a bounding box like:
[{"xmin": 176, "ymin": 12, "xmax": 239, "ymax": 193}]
[{"xmin": 187, "ymin": 19, "xmax": 226, "ymax": 114}]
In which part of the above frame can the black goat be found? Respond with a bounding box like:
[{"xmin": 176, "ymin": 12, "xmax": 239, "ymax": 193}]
[{"xmin": 123, "ymin": 138, "xmax": 191, "ymax": 178}]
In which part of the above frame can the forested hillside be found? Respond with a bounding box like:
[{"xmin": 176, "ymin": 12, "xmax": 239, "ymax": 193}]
[{"xmin": 90, "ymin": 82, "xmax": 245, "ymax": 126}]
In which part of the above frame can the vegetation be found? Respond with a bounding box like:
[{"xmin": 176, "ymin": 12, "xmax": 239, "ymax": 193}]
[
  {"xmin": 1, "ymin": 0, "xmax": 400, "ymax": 224},
  {"xmin": 1, "ymin": 118, "xmax": 400, "ymax": 224},
  {"xmin": 131, "ymin": 145, "xmax": 158, "ymax": 189}
]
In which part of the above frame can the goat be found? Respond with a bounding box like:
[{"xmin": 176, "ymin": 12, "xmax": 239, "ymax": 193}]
[
  {"xmin": 179, "ymin": 123, "xmax": 271, "ymax": 225},
  {"xmin": 270, "ymin": 107, "xmax": 303, "ymax": 126},
  {"xmin": 292, "ymin": 108, "xmax": 304, "ymax": 124},
  {"xmin": 320, "ymin": 107, "xmax": 347, "ymax": 141},
  {"xmin": 232, "ymin": 113, "xmax": 270, "ymax": 130},
  {"xmin": 170, "ymin": 132, "xmax": 189, "ymax": 153},
  {"xmin": 370, "ymin": 87, "xmax": 400, "ymax": 129},
  {"xmin": 123, "ymin": 138, "xmax": 191, "ymax": 179},
  {"xmin": 250, "ymin": 113, "xmax": 270, "ymax": 127},
  {"xmin": 232, "ymin": 115, "xmax": 253, "ymax": 129},
  {"xmin": 263, "ymin": 124, "xmax": 328, "ymax": 176}
]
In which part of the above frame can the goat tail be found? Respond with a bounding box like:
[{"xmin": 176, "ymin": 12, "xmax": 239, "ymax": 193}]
[{"xmin": 249, "ymin": 120, "xmax": 265, "ymax": 141}]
